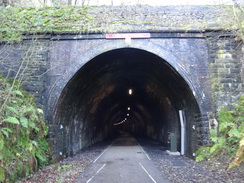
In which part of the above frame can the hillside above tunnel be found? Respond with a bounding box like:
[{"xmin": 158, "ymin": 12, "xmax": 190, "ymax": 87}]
[{"xmin": 0, "ymin": 5, "xmax": 242, "ymax": 42}]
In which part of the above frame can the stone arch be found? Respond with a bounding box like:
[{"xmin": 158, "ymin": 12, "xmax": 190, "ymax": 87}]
[{"xmin": 47, "ymin": 39, "xmax": 210, "ymax": 159}]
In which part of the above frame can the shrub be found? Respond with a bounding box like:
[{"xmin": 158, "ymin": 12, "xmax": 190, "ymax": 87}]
[
  {"xmin": 0, "ymin": 73, "xmax": 50, "ymax": 182},
  {"xmin": 196, "ymin": 96, "xmax": 244, "ymax": 169}
]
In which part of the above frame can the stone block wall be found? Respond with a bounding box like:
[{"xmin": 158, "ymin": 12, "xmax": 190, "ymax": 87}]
[
  {"xmin": 0, "ymin": 39, "xmax": 50, "ymax": 107},
  {"xmin": 207, "ymin": 33, "xmax": 244, "ymax": 113},
  {"xmin": 0, "ymin": 31, "xmax": 243, "ymax": 158}
]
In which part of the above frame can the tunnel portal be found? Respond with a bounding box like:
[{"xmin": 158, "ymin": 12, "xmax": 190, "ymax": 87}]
[{"xmin": 53, "ymin": 48, "xmax": 200, "ymax": 158}]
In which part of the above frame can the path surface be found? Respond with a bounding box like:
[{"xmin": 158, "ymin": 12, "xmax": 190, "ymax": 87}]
[
  {"xmin": 22, "ymin": 133, "xmax": 243, "ymax": 183},
  {"xmin": 74, "ymin": 132, "xmax": 170, "ymax": 183}
]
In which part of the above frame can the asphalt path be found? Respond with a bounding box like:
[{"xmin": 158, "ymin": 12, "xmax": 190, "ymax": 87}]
[{"xmin": 74, "ymin": 132, "xmax": 170, "ymax": 183}]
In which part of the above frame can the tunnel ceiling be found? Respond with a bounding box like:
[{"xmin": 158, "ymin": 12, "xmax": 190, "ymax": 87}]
[{"xmin": 55, "ymin": 48, "xmax": 199, "ymax": 146}]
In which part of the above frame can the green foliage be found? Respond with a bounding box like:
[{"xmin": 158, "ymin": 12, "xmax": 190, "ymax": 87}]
[
  {"xmin": 196, "ymin": 96, "xmax": 244, "ymax": 169},
  {"xmin": 195, "ymin": 146, "xmax": 211, "ymax": 162},
  {"xmin": 0, "ymin": 4, "xmax": 242, "ymax": 43},
  {"xmin": 0, "ymin": 6, "xmax": 95, "ymax": 42},
  {"xmin": 0, "ymin": 73, "xmax": 50, "ymax": 182},
  {"xmin": 57, "ymin": 164, "xmax": 71, "ymax": 172}
]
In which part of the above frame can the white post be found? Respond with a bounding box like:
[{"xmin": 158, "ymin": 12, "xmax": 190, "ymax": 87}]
[{"xmin": 179, "ymin": 110, "xmax": 185, "ymax": 155}]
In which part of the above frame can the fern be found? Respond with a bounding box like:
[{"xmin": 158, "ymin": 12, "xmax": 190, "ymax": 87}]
[
  {"xmin": 6, "ymin": 106, "xmax": 19, "ymax": 115},
  {"xmin": 1, "ymin": 128, "xmax": 13, "ymax": 137},
  {"xmin": 229, "ymin": 137, "xmax": 244, "ymax": 169},
  {"xmin": 20, "ymin": 117, "xmax": 29, "ymax": 128},
  {"xmin": 0, "ymin": 72, "xmax": 50, "ymax": 182},
  {"xmin": 12, "ymin": 90, "xmax": 23, "ymax": 97},
  {"xmin": 196, "ymin": 96, "xmax": 244, "ymax": 168},
  {"xmin": 3, "ymin": 117, "xmax": 20, "ymax": 124}
]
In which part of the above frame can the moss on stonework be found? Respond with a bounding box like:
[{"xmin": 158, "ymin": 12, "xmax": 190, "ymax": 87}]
[
  {"xmin": 216, "ymin": 50, "xmax": 224, "ymax": 54},
  {"xmin": 111, "ymin": 20, "xmax": 150, "ymax": 24},
  {"xmin": 0, "ymin": 6, "xmax": 95, "ymax": 42},
  {"xmin": 0, "ymin": 5, "xmax": 242, "ymax": 42}
]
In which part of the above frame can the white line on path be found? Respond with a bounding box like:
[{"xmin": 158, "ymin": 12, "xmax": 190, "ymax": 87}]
[
  {"xmin": 139, "ymin": 162, "xmax": 157, "ymax": 183},
  {"xmin": 137, "ymin": 141, "xmax": 151, "ymax": 160},
  {"xmin": 93, "ymin": 150, "xmax": 107, "ymax": 163},
  {"xmin": 141, "ymin": 147, "xmax": 151, "ymax": 160},
  {"xmin": 86, "ymin": 163, "xmax": 106, "ymax": 183},
  {"xmin": 93, "ymin": 140, "xmax": 115, "ymax": 163}
]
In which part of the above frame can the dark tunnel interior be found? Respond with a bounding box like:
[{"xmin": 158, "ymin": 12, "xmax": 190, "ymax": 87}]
[{"xmin": 54, "ymin": 48, "xmax": 201, "ymax": 157}]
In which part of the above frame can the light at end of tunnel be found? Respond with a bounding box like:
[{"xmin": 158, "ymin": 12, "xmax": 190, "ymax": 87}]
[
  {"xmin": 127, "ymin": 113, "xmax": 129, "ymax": 116},
  {"xmin": 128, "ymin": 89, "xmax": 133, "ymax": 95},
  {"xmin": 128, "ymin": 107, "xmax": 131, "ymax": 110}
]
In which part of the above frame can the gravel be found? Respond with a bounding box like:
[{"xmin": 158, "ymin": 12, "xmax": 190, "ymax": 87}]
[
  {"xmin": 21, "ymin": 137, "xmax": 243, "ymax": 183},
  {"xmin": 137, "ymin": 137, "xmax": 244, "ymax": 183},
  {"xmin": 20, "ymin": 139, "xmax": 113, "ymax": 183}
]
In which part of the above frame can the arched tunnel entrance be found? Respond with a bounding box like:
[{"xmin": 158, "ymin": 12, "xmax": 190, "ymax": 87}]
[{"xmin": 53, "ymin": 48, "xmax": 201, "ymax": 158}]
